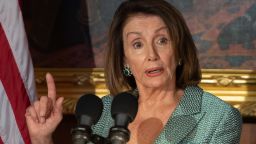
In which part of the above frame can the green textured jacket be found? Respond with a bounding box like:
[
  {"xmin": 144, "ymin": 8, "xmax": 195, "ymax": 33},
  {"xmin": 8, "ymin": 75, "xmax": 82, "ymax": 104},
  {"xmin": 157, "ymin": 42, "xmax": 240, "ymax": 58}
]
[{"xmin": 93, "ymin": 86, "xmax": 242, "ymax": 144}]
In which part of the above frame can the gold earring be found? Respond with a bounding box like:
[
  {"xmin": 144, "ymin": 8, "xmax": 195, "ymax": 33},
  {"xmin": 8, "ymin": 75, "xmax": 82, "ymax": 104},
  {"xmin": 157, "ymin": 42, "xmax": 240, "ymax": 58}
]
[{"xmin": 178, "ymin": 59, "xmax": 182, "ymax": 65}]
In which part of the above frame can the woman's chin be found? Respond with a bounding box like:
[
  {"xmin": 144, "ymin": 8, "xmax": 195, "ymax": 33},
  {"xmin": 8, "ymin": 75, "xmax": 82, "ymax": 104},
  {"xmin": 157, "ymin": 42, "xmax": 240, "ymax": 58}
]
[{"xmin": 143, "ymin": 82, "xmax": 167, "ymax": 89}]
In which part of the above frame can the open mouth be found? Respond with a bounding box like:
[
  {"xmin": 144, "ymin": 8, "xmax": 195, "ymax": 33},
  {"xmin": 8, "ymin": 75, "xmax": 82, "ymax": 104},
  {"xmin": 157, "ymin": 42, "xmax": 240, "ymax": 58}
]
[
  {"xmin": 147, "ymin": 69, "xmax": 162, "ymax": 74},
  {"xmin": 145, "ymin": 67, "xmax": 164, "ymax": 76}
]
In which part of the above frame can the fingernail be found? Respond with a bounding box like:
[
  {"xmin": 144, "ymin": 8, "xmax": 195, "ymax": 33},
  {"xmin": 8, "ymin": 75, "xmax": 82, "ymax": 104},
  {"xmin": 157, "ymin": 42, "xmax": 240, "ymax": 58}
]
[
  {"xmin": 40, "ymin": 116, "xmax": 45, "ymax": 123},
  {"xmin": 40, "ymin": 113, "xmax": 44, "ymax": 117},
  {"xmin": 25, "ymin": 112, "xmax": 29, "ymax": 116}
]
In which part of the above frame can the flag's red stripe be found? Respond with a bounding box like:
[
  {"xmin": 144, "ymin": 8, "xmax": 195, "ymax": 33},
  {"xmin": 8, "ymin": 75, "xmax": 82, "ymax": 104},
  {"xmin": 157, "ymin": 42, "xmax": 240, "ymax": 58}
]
[
  {"xmin": 0, "ymin": 137, "xmax": 3, "ymax": 144},
  {"xmin": 0, "ymin": 25, "xmax": 31, "ymax": 143},
  {"xmin": 18, "ymin": 0, "xmax": 22, "ymax": 11}
]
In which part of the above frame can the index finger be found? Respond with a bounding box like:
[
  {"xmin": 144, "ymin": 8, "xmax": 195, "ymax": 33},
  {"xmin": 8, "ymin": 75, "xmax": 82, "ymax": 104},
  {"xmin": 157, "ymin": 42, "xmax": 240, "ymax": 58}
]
[{"xmin": 46, "ymin": 73, "xmax": 56, "ymax": 104}]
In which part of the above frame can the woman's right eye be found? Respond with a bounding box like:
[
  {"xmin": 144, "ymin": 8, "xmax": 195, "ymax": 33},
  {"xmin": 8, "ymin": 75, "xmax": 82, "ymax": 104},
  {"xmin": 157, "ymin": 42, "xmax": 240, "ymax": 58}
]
[{"xmin": 132, "ymin": 42, "xmax": 143, "ymax": 49}]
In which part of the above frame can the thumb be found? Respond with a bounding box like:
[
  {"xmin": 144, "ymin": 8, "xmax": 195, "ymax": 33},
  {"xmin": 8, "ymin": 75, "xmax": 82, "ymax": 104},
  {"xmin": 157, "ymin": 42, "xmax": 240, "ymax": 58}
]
[{"xmin": 25, "ymin": 112, "xmax": 37, "ymax": 130}]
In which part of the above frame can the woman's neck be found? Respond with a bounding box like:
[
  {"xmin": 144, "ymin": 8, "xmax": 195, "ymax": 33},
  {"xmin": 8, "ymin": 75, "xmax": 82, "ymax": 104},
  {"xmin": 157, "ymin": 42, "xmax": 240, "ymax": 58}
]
[
  {"xmin": 127, "ymin": 87, "xmax": 184, "ymax": 144},
  {"xmin": 137, "ymin": 85, "xmax": 181, "ymax": 105}
]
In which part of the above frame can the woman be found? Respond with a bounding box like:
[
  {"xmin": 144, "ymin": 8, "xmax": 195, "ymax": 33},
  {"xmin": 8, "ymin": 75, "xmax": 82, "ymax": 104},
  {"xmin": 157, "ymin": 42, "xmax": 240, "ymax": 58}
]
[{"xmin": 25, "ymin": 0, "xmax": 242, "ymax": 143}]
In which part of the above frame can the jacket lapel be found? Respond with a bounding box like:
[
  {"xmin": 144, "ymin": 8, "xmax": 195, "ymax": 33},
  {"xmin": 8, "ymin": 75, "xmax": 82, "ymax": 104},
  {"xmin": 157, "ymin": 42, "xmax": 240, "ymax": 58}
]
[{"xmin": 159, "ymin": 86, "xmax": 206, "ymax": 144}]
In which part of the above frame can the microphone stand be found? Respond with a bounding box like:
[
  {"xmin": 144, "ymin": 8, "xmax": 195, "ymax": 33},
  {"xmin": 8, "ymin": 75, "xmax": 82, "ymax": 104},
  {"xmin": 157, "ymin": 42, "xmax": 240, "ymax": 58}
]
[
  {"xmin": 71, "ymin": 125, "xmax": 92, "ymax": 144},
  {"xmin": 108, "ymin": 127, "xmax": 130, "ymax": 144}
]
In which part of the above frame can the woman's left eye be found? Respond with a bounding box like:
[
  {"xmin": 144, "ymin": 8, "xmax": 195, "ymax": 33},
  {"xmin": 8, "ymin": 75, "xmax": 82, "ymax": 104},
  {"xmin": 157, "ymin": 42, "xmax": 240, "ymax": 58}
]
[{"xmin": 157, "ymin": 37, "xmax": 169, "ymax": 45}]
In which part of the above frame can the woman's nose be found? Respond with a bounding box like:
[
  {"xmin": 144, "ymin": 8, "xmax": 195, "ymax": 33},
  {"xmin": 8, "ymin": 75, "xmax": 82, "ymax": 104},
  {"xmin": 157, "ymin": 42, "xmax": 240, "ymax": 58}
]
[{"xmin": 147, "ymin": 45, "xmax": 159, "ymax": 61}]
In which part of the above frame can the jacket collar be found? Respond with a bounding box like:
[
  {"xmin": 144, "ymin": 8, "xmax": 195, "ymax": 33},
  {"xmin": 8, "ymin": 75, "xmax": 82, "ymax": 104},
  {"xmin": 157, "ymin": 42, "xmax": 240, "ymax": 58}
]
[
  {"xmin": 173, "ymin": 85, "xmax": 203, "ymax": 116},
  {"xmin": 155, "ymin": 85, "xmax": 205, "ymax": 144}
]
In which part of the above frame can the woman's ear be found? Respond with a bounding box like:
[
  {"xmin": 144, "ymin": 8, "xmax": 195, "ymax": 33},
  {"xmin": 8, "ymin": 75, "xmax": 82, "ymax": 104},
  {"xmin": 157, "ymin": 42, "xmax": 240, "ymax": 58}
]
[{"xmin": 123, "ymin": 57, "xmax": 128, "ymax": 67}]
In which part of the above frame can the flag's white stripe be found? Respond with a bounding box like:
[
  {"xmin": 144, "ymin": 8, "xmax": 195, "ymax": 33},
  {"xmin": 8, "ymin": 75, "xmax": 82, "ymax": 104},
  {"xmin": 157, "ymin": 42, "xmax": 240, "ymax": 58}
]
[
  {"xmin": 0, "ymin": 81, "xmax": 25, "ymax": 144},
  {"xmin": 0, "ymin": 0, "xmax": 37, "ymax": 102}
]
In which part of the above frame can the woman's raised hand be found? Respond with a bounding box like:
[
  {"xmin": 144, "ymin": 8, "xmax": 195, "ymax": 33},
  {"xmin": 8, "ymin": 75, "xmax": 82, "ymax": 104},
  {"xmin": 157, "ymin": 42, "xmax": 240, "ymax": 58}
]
[{"xmin": 25, "ymin": 73, "xmax": 64, "ymax": 144}]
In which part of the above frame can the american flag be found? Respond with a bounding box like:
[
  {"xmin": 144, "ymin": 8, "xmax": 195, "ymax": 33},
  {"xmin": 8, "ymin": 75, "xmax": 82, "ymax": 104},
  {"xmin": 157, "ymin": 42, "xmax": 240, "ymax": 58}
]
[{"xmin": 0, "ymin": 0, "xmax": 37, "ymax": 143}]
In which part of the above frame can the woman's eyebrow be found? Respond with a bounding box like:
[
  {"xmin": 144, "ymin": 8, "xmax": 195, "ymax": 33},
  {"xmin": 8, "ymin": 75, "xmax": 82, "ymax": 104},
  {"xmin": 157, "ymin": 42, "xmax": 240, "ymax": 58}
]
[
  {"xmin": 126, "ymin": 32, "xmax": 142, "ymax": 38},
  {"xmin": 155, "ymin": 26, "xmax": 168, "ymax": 33}
]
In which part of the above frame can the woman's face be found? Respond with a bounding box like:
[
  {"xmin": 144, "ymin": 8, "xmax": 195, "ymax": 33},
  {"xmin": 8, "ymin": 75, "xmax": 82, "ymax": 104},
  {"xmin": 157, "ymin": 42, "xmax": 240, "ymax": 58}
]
[{"xmin": 122, "ymin": 14, "xmax": 177, "ymax": 89}]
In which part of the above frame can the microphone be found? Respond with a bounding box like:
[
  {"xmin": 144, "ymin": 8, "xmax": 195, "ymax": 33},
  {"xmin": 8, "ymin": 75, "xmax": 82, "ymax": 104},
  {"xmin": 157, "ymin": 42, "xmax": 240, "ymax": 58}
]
[
  {"xmin": 109, "ymin": 92, "xmax": 138, "ymax": 144},
  {"xmin": 71, "ymin": 94, "xmax": 103, "ymax": 144}
]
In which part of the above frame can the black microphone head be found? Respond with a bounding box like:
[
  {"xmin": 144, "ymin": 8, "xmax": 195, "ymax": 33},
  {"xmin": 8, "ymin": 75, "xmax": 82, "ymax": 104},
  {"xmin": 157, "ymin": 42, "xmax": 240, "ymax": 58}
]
[
  {"xmin": 75, "ymin": 94, "xmax": 103, "ymax": 126},
  {"xmin": 111, "ymin": 92, "xmax": 138, "ymax": 126}
]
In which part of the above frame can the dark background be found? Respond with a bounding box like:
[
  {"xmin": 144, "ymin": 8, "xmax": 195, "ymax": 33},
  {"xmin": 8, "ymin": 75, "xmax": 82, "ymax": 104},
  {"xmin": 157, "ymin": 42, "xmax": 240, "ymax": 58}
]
[{"xmin": 23, "ymin": 0, "xmax": 256, "ymax": 69}]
